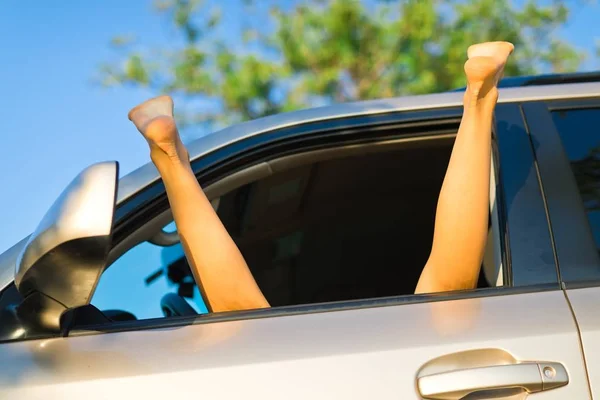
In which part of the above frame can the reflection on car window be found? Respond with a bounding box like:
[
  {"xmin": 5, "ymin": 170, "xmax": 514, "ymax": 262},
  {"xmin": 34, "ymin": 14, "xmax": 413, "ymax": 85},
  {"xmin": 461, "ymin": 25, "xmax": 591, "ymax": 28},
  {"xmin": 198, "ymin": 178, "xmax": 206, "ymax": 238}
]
[
  {"xmin": 92, "ymin": 236, "xmax": 208, "ymax": 320},
  {"xmin": 163, "ymin": 221, "xmax": 177, "ymax": 233},
  {"xmin": 553, "ymin": 108, "xmax": 600, "ymax": 249}
]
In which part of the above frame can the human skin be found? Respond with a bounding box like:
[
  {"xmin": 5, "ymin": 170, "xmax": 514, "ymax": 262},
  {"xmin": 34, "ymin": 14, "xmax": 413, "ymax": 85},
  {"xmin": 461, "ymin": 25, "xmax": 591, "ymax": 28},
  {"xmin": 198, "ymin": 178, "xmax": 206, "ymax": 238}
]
[
  {"xmin": 414, "ymin": 41, "xmax": 514, "ymax": 293},
  {"xmin": 127, "ymin": 41, "xmax": 514, "ymax": 312}
]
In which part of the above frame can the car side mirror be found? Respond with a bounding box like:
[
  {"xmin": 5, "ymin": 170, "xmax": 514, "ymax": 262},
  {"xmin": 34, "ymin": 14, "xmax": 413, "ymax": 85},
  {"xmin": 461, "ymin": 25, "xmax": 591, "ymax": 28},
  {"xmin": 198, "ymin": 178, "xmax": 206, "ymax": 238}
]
[{"xmin": 14, "ymin": 161, "xmax": 118, "ymax": 332}]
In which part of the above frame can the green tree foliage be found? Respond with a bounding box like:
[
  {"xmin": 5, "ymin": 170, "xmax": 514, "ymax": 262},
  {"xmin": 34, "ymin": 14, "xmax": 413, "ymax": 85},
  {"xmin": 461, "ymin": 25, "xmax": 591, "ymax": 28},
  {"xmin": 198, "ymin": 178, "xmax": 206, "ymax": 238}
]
[{"xmin": 99, "ymin": 0, "xmax": 590, "ymax": 129}]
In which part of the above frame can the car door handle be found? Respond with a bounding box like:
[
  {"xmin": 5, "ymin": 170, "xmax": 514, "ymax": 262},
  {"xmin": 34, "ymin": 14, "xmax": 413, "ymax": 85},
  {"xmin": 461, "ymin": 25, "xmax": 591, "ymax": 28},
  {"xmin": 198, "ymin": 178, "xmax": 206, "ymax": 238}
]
[{"xmin": 417, "ymin": 361, "xmax": 568, "ymax": 399}]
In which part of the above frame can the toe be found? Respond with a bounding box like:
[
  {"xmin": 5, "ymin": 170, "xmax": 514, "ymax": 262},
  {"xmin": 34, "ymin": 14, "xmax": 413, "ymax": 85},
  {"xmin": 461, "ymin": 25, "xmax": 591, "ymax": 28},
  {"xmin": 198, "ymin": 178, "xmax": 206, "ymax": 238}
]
[{"xmin": 128, "ymin": 95, "xmax": 174, "ymax": 134}]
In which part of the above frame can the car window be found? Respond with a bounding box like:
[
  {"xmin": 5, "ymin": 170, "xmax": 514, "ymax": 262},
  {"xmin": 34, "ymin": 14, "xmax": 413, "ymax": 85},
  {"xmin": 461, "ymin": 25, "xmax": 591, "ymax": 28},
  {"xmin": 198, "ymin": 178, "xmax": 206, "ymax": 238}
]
[
  {"xmin": 217, "ymin": 140, "xmax": 503, "ymax": 306},
  {"xmin": 552, "ymin": 108, "xmax": 600, "ymax": 251},
  {"xmin": 91, "ymin": 134, "xmax": 505, "ymax": 321},
  {"xmin": 92, "ymin": 221, "xmax": 208, "ymax": 320}
]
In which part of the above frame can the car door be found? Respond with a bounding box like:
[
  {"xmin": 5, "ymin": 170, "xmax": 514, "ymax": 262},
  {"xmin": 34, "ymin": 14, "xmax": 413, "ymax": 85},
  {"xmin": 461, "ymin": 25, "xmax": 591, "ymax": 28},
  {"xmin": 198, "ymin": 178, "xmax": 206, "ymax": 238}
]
[
  {"xmin": 522, "ymin": 94, "xmax": 600, "ymax": 398},
  {"xmin": 0, "ymin": 97, "xmax": 591, "ymax": 400}
]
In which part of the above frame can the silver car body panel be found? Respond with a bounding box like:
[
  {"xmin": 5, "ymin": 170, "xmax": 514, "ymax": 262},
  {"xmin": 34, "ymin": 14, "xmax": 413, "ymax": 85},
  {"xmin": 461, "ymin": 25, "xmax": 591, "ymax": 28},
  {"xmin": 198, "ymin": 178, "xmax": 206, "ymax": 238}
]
[
  {"xmin": 564, "ymin": 287, "xmax": 600, "ymax": 398},
  {"xmin": 0, "ymin": 290, "xmax": 591, "ymax": 399},
  {"xmin": 0, "ymin": 81, "xmax": 599, "ymax": 294},
  {"xmin": 515, "ymin": 93, "xmax": 600, "ymax": 398}
]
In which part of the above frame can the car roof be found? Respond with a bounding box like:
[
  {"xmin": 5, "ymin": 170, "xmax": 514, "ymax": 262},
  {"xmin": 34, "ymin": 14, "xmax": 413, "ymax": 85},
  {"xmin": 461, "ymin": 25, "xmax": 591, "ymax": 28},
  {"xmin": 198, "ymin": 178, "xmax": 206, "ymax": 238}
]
[
  {"xmin": 117, "ymin": 81, "xmax": 600, "ymax": 205},
  {"xmin": 449, "ymin": 71, "xmax": 600, "ymax": 91}
]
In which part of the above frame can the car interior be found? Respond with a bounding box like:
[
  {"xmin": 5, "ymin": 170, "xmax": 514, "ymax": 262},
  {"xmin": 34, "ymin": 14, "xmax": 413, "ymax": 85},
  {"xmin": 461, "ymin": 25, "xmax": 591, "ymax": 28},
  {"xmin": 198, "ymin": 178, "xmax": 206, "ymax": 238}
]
[
  {"xmin": 217, "ymin": 134, "xmax": 501, "ymax": 306},
  {"xmin": 110, "ymin": 131, "xmax": 503, "ymax": 315}
]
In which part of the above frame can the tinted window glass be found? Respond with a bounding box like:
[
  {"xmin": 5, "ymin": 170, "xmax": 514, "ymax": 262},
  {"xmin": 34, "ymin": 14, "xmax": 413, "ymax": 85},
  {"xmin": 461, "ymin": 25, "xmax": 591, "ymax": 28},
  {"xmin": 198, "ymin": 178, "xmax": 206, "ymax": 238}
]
[
  {"xmin": 92, "ymin": 222, "xmax": 208, "ymax": 320},
  {"xmin": 552, "ymin": 108, "xmax": 600, "ymax": 249}
]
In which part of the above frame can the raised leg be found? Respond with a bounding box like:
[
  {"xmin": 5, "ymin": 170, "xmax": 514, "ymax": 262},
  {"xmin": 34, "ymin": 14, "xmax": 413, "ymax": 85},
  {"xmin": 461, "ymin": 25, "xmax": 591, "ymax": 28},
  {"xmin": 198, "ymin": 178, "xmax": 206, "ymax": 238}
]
[
  {"xmin": 128, "ymin": 40, "xmax": 514, "ymax": 307},
  {"xmin": 415, "ymin": 41, "xmax": 514, "ymax": 294},
  {"xmin": 128, "ymin": 96, "xmax": 270, "ymax": 312}
]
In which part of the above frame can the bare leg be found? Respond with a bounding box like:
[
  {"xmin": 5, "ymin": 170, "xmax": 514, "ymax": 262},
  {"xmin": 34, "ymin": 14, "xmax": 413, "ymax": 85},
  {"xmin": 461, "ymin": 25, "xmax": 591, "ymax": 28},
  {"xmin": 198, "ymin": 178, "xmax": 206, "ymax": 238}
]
[
  {"xmin": 128, "ymin": 41, "xmax": 513, "ymax": 309},
  {"xmin": 128, "ymin": 96, "xmax": 270, "ymax": 312},
  {"xmin": 415, "ymin": 41, "xmax": 514, "ymax": 294}
]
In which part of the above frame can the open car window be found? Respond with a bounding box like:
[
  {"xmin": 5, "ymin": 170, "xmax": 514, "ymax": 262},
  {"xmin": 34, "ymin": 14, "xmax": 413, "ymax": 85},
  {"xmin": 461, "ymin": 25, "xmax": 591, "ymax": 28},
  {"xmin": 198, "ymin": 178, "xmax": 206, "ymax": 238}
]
[{"xmin": 91, "ymin": 127, "xmax": 504, "ymax": 321}]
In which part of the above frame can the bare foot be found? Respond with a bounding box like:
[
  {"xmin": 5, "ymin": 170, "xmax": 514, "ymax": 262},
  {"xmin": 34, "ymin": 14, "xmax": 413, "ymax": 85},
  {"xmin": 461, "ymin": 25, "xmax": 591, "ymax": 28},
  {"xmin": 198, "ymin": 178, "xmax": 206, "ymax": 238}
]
[
  {"xmin": 464, "ymin": 41, "xmax": 514, "ymax": 102},
  {"xmin": 128, "ymin": 95, "xmax": 187, "ymax": 162}
]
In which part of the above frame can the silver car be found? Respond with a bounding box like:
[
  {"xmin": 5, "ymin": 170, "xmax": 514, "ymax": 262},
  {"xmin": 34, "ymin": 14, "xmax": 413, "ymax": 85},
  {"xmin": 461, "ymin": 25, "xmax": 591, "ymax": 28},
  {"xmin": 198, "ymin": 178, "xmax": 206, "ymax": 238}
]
[{"xmin": 2, "ymin": 74, "xmax": 600, "ymax": 399}]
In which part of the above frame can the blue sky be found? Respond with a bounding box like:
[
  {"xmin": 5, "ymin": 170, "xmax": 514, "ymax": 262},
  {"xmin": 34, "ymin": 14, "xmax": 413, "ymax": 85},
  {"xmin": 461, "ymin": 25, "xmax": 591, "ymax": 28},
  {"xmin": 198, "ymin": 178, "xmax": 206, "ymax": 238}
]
[{"xmin": 0, "ymin": 0, "xmax": 598, "ymax": 257}]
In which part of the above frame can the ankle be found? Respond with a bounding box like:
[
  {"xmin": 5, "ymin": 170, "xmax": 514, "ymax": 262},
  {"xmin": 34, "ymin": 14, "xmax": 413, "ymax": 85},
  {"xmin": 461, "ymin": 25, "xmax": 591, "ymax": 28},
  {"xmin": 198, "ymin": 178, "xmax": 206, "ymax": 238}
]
[
  {"xmin": 150, "ymin": 142, "xmax": 189, "ymax": 168},
  {"xmin": 463, "ymin": 87, "xmax": 498, "ymax": 111}
]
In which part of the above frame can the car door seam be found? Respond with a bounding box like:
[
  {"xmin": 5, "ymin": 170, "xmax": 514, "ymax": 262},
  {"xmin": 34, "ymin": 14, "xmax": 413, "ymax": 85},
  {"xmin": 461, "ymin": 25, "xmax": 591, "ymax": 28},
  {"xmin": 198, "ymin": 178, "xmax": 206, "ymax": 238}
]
[{"xmin": 563, "ymin": 289, "xmax": 594, "ymax": 398}]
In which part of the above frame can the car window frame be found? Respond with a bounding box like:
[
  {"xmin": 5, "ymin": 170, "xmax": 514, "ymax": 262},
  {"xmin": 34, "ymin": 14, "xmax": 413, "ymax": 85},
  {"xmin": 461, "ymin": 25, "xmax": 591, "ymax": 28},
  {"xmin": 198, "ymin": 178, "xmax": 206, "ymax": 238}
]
[
  {"xmin": 522, "ymin": 97, "xmax": 600, "ymax": 288},
  {"xmin": 0, "ymin": 104, "xmax": 560, "ymax": 343},
  {"xmin": 72, "ymin": 103, "xmax": 562, "ymax": 333},
  {"xmin": 494, "ymin": 103, "xmax": 560, "ymax": 287}
]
